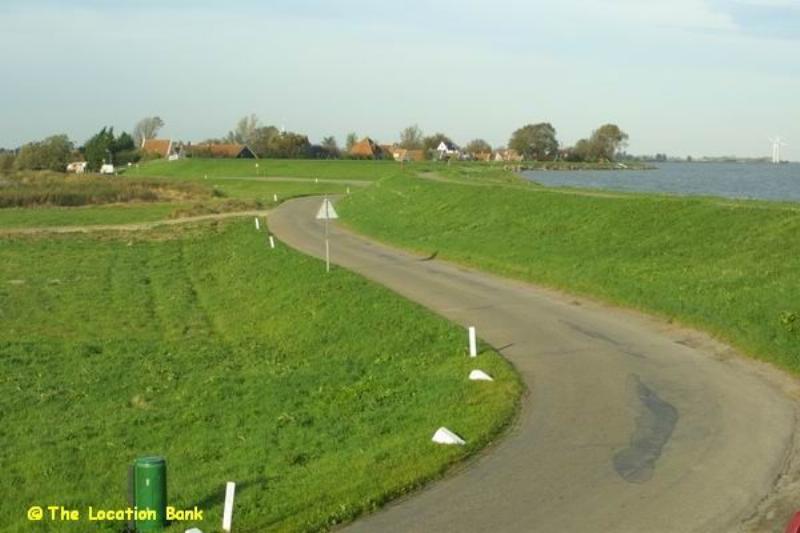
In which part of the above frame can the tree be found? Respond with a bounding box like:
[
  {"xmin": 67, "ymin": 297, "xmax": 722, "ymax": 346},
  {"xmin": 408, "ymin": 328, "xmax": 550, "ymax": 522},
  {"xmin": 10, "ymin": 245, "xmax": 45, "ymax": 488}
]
[
  {"xmin": 267, "ymin": 132, "xmax": 311, "ymax": 159},
  {"xmin": 114, "ymin": 132, "xmax": 135, "ymax": 153},
  {"xmin": 14, "ymin": 135, "xmax": 74, "ymax": 172},
  {"xmin": 249, "ymin": 126, "xmax": 280, "ymax": 157},
  {"xmin": 0, "ymin": 151, "xmax": 15, "ymax": 174},
  {"xmin": 320, "ymin": 136, "xmax": 340, "ymax": 158},
  {"xmin": 569, "ymin": 138, "xmax": 592, "ymax": 162},
  {"xmin": 227, "ymin": 114, "xmax": 260, "ymax": 145},
  {"xmin": 587, "ymin": 124, "xmax": 628, "ymax": 161},
  {"xmin": 399, "ymin": 125, "xmax": 424, "ymax": 150},
  {"xmin": 83, "ymin": 127, "xmax": 116, "ymax": 171},
  {"xmin": 132, "ymin": 116, "xmax": 164, "ymax": 147},
  {"xmin": 509, "ymin": 123, "xmax": 559, "ymax": 161},
  {"xmin": 113, "ymin": 132, "xmax": 140, "ymax": 166},
  {"xmin": 465, "ymin": 139, "xmax": 492, "ymax": 154},
  {"xmin": 345, "ymin": 132, "xmax": 358, "ymax": 152}
]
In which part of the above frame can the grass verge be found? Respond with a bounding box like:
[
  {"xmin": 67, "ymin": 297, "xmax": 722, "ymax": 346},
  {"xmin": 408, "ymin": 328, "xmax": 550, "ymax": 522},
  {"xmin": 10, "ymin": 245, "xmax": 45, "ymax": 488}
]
[{"xmin": 0, "ymin": 220, "xmax": 521, "ymax": 532}]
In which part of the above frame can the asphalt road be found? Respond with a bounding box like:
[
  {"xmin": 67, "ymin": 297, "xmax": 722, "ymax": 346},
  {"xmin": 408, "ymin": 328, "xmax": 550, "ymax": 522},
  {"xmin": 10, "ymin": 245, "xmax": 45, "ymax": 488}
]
[{"xmin": 269, "ymin": 196, "xmax": 800, "ymax": 533}]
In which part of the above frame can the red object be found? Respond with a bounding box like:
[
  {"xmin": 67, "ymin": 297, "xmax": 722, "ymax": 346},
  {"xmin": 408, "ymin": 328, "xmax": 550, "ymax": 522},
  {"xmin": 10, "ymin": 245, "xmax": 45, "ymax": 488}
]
[{"xmin": 785, "ymin": 511, "xmax": 800, "ymax": 533}]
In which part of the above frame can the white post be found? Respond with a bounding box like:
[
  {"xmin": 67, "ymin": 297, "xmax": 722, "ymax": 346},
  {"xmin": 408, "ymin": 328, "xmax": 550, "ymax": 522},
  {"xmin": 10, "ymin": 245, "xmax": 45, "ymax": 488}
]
[
  {"xmin": 324, "ymin": 197, "xmax": 331, "ymax": 273},
  {"xmin": 269, "ymin": 235, "xmax": 275, "ymax": 249},
  {"xmin": 325, "ymin": 226, "xmax": 330, "ymax": 273},
  {"xmin": 346, "ymin": 187, "xmax": 350, "ymax": 195},
  {"xmin": 315, "ymin": 178, "xmax": 319, "ymax": 183},
  {"xmin": 222, "ymin": 481, "xmax": 236, "ymax": 532},
  {"xmin": 273, "ymin": 193, "xmax": 278, "ymax": 202},
  {"xmin": 469, "ymin": 327, "xmax": 477, "ymax": 358},
  {"xmin": 254, "ymin": 217, "xmax": 260, "ymax": 230}
]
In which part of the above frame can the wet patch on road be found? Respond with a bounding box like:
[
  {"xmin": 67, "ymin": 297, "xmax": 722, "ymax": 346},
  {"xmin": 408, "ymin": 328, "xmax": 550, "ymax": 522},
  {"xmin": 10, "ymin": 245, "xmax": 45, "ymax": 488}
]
[{"xmin": 613, "ymin": 374, "xmax": 679, "ymax": 484}]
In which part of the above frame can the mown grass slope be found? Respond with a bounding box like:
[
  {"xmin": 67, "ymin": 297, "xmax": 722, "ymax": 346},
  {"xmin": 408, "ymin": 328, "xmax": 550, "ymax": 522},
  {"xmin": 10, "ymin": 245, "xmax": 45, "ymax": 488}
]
[
  {"xmin": 339, "ymin": 176, "xmax": 800, "ymax": 373},
  {"xmin": 132, "ymin": 159, "xmax": 404, "ymax": 181},
  {"xmin": 0, "ymin": 221, "xmax": 520, "ymax": 532}
]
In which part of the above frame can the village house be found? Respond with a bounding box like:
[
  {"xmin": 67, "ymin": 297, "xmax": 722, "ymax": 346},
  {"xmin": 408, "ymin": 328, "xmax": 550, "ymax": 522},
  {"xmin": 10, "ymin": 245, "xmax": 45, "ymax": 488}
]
[
  {"xmin": 494, "ymin": 148, "xmax": 523, "ymax": 162},
  {"xmin": 436, "ymin": 141, "xmax": 460, "ymax": 159},
  {"xmin": 185, "ymin": 143, "xmax": 257, "ymax": 159},
  {"xmin": 349, "ymin": 137, "xmax": 388, "ymax": 159},
  {"xmin": 140, "ymin": 138, "xmax": 181, "ymax": 160}
]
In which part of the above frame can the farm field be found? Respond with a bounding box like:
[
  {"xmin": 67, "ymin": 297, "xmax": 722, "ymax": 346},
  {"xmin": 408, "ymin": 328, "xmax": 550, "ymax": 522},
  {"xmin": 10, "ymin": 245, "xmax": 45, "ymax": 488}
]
[
  {"xmin": 338, "ymin": 174, "xmax": 800, "ymax": 374},
  {"xmin": 0, "ymin": 219, "xmax": 521, "ymax": 532}
]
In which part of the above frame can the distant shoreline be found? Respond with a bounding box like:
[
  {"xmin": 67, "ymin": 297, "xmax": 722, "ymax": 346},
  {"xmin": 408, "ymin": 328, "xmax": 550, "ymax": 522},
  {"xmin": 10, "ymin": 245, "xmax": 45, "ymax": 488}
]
[{"xmin": 519, "ymin": 161, "xmax": 655, "ymax": 171}]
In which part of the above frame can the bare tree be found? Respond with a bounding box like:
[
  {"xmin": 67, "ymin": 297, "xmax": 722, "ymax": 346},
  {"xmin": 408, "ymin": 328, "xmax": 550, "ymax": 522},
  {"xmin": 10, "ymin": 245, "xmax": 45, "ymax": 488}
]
[
  {"xmin": 227, "ymin": 114, "xmax": 260, "ymax": 145},
  {"xmin": 399, "ymin": 124, "xmax": 424, "ymax": 150},
  {"xmin": 133, "ymin": 116, "xmax": 165, "ymax": 147}
]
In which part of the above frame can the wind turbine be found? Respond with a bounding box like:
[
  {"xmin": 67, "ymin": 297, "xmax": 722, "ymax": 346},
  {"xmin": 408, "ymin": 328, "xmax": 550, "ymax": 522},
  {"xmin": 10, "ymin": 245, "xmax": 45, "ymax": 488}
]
[{"xmin": 770, "ymin": 136, "xmax": 787, "ymax": 164}]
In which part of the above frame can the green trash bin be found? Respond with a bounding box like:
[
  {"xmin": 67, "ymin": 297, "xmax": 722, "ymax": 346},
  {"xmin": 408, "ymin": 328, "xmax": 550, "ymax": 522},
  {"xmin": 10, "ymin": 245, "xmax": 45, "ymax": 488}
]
[{"xmin": 133, "ymin": 456, "xmax": 167, "ymax": 532}]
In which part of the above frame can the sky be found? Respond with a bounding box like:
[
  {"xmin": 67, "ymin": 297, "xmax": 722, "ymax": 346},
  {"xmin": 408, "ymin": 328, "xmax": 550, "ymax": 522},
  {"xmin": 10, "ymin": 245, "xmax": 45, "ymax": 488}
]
[{"xmin": 0, "ymin": 0, "xmax": 797, "ymax": 160}]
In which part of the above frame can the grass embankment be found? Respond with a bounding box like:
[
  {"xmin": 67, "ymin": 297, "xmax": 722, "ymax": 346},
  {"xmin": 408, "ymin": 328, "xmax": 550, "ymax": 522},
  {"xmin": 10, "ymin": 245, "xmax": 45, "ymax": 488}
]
[
  {"xmin": 130, "ymin": 159, "xmax": 403, "ymax": 181},
  {"xmin": 0, "ymin": 221, "xmax": 520, "ymax": 532},
  {"xmin": 339, "ymin": 176, "xmax": 800, "ymax": 373},
  {"xmin": 412, "ymin": 162, "xmax": 531, "ymax": 186}
]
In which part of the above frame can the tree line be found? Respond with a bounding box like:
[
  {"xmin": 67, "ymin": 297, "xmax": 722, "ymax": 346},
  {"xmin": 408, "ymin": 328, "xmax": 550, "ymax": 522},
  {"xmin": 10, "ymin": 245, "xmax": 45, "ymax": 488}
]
[{"xmin": 0, "ymin": 115, "xmax": 630, "ymax": 174}]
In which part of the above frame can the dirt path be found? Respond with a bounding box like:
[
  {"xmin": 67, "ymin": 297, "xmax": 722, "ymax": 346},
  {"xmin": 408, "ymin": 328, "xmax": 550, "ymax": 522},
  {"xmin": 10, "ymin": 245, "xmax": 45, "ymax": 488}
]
[
  {"xmin": 0, "ymin": 209, "xmax": 271, "ymax": 236},
  {"xmin": 270, "ymin": 196, "xmax": 800, "ymax": 533}
]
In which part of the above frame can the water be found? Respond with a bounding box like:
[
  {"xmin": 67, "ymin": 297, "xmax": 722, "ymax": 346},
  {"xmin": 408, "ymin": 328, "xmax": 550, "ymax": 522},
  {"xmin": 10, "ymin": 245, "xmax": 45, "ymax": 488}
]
[{"xmin": 521, "ymin": 162, "xmax": 800, "ymax": 202}]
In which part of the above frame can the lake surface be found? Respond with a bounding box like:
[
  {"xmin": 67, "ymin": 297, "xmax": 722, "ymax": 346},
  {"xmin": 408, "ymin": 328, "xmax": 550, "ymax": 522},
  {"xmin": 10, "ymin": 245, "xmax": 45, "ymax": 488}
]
[{"xmin": 521, "ymin": 162, "xmax": 800, "ymax": 202}]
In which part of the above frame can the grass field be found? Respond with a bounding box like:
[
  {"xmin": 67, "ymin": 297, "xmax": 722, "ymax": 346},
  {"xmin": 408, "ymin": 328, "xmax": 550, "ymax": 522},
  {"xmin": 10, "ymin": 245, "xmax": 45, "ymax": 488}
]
[
  {"xmin": 130, "ymin": 159, "xmax": 405, "ymax": 181},
  {"xmin": 0, "ymin": 219, "xmax": 520, "ymax": 532},
  {"xmin": 338, "ymin": 175, "xmax": 800, "ymax": 374}
]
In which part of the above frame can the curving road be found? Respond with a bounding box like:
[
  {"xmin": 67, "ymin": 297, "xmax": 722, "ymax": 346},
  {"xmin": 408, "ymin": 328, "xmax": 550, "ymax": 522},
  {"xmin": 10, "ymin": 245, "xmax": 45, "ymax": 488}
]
[{"xmin": 269, "ymin": 196, "xmax": 800, "ymax": 533}]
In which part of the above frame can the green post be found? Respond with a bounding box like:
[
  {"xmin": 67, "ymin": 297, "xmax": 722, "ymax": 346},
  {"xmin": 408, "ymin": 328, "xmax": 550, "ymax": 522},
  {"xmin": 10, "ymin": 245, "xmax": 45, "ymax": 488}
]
[{"xmin": 133, "ymin": 456, "xmax": 167, "ymax": 532}]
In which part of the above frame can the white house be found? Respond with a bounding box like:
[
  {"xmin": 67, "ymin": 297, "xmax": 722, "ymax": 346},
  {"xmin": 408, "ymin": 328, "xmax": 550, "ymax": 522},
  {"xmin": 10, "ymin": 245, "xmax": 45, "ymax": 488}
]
[{"xmin": 436, "ymin": 141, "xmax": 460, "ymax": 159}]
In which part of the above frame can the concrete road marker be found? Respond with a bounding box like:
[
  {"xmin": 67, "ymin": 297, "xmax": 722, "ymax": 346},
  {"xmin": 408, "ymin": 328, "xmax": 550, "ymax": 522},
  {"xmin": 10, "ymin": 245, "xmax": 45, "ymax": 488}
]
[
  {"xmin": 273, "ymin": 193, "xmax": 278, "ymax": 202},
  {"xmin": 254, "ymin": 217, "xmax": 260, "ymax": 231},
  {"xmin": 432, "ymin": 427, "xmax": 466, "ymax": 446},
  {"xmin": 269, "ymin": 235, "xmax": 276, "ymax": 249},
  {"xmin": 222, "ymin": 481, "xmax": 236, "ymax": 532},
  {"xmin": 468, "ymin": 326, "xmax": 477, "ymax": 357},
  {"xmin": 469, "ymin": 370, "xmax": 494, "ymax": 382}
]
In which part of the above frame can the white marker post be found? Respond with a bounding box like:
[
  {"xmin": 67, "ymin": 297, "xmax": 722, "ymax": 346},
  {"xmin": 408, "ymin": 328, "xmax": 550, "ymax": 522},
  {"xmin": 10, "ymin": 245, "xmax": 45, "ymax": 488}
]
[
  {"xmin": 316, "ymin": 196, "xmax": 338, "ymax": 273},
  {"xmin": 346, "ymin": 187, "xmax": 350, "ymax": 195},
  {"xmin": 273, "ymin": 193, "xmax": 278, "ymax": 203},
  {"xmin": 269, "ymin": 235, "xmax": 275, "ymax": 249},
  {"xmin": 468, "ymin": 326, "xmax": 477, "ymax": 358},
  {"xmin": 222, "ymin": 481, "xmax": 236, "ymax": 532},
  {"xmin": 254, "ymin": 217, "xmax": 260, "ymax": 231}
]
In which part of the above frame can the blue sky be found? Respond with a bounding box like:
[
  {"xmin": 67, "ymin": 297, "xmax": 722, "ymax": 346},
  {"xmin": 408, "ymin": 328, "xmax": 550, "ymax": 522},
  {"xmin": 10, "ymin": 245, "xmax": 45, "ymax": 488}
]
[{"xmin": 0, "ymin": 0, "xmax": 797, "ymax": 159}]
